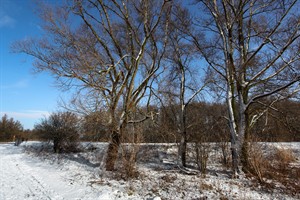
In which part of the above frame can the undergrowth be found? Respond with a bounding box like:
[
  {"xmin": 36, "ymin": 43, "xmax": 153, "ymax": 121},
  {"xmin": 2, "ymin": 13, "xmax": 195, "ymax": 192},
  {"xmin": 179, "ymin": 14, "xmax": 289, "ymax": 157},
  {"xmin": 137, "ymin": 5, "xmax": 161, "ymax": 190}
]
[{"xmin": 247, "ymin": 144, "xmax": 299, "ymax": 197}]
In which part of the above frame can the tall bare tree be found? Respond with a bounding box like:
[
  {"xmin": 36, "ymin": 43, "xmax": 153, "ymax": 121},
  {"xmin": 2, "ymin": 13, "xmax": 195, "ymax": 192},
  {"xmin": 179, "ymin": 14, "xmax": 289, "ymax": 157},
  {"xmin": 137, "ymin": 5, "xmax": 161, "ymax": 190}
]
[
  {"xmin": 192, "ymin": 0, "xmax": 300, "ymax": 176},
  {"xmin": 163, "ymin": 4, "xmax": 209, "ymax": 168},
  {"xmin": 13, "ymin": 0, "xmax": 172, "ymax": 171}
]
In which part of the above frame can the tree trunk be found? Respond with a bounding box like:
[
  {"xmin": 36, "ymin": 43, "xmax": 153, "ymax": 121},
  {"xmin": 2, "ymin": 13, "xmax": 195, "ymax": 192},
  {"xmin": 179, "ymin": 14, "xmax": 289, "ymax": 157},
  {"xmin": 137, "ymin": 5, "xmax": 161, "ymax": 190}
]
[
  {"xmin": 228, "ymin": 88, "xmax": 250, "ymax": 177},
  {"xmin": 53, "ymin": 139, "xmax": 60, "ymax": 153},
  {"xmin": 241, "ymin": 111, "xmax": 250, "ymax": 172},
  {"xmin": 230, "ymin": 134, "xmax": 240, "ymax": 176},
  {"xmin": 227, "ymin": 87, "xmax": 240, "ymax": 176},
  {"xmin": 105, "ymin": 130, "xmax": 121, "ymax": 171},
  {"xmin": 241, "ymin": 138, "xmax": 249, "ymax": 171},
  {"xmin": 178, "ymin": 132, "xmax": 187, "ymax": 167},
  {"xmin": 231, "ymin": 106, "xmax": 250, "ymax": 176},
  {"xmin": 178, "ymin": 101, "xmax": 187, "ymax": 167}
]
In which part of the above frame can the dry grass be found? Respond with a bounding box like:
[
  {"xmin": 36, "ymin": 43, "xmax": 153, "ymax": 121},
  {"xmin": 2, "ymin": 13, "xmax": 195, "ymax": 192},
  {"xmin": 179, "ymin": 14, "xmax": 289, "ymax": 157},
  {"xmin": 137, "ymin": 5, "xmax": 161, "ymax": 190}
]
[
  {"xmin": 263, "ymin": 147, "xmax": 299, "ymax": 195},
  {"xmin": 247, "ymin": 143, "xmax": 299, "ymax": 196},
  {"xmin": 199, "ymin": 182, "xmax": 213, "ymax": 191},
  {"xmin": 247, "ymin": 142, "xmax": 270, "ymax": 183},
  {"xmin": 272, "ymin": 147, "xmax": 296, "ymax": 170}
]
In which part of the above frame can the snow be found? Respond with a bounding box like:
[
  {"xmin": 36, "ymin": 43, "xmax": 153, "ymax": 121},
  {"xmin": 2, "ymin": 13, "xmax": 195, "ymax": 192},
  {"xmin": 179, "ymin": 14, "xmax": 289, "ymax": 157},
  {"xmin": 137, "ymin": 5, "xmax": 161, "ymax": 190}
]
[
  {"xmin": 0, "ymin": 141, "xmax": 299, "ymax": 200},
  {"xmin": 0, "ymin": 142, "xmax": 101, "ymax": 199}
]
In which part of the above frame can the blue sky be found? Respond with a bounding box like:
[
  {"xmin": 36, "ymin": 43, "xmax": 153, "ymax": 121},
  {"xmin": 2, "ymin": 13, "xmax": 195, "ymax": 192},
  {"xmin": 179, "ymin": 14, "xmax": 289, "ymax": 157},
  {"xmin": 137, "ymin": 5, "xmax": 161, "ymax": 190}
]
[
  {"xmin": 0, "ymin": 0, "xmax": 62, "ymax": 129},
  {"xmin": 0, "ymin": 0, "xmax": 208, "ymax": 130}
]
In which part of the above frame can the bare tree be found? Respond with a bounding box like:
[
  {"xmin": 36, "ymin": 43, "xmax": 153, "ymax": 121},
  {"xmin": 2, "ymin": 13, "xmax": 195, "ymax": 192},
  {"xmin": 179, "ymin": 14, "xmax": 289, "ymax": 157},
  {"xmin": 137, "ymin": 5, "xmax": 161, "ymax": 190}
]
[
  {"xmin": 13, "ymin": 0, "xmax": 172, "ymax": 171},
  {"xmin": 164, "ymin": 4, "xmax": 210, "ymax": 168},
  {"xmin": 192, "ymin": 0, "xmax": 300, "ymax": 176}
]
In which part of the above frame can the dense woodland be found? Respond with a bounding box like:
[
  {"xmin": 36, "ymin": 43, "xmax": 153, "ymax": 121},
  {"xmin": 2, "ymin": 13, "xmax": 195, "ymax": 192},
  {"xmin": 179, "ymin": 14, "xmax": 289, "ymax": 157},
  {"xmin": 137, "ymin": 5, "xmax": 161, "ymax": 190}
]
[{"xmin": 1, "ymin": 0, "xmax": 300, "ymax": 179}]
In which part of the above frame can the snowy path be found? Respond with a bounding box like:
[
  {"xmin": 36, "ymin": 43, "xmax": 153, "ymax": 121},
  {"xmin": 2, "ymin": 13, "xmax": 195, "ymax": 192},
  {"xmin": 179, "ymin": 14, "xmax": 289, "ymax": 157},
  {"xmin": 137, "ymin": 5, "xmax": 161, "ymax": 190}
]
[
  {"xmin": 0, "ymin": 143, "xmax": 63, "ymax": 199},
  {"xmin": 0, "ymin": 143, "xmax": 101, "ymax": 200}
]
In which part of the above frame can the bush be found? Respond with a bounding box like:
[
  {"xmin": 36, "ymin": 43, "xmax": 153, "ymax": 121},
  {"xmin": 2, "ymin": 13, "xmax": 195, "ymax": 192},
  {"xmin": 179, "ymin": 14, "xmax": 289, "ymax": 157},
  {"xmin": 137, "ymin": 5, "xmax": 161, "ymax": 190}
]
[
  {"xmin": 192, "ymin": 133, "xmax": 212, "ymax": 176},
  {"xmin": 34, "ymin": 111, "xmax": 80, "ymax": 153}
]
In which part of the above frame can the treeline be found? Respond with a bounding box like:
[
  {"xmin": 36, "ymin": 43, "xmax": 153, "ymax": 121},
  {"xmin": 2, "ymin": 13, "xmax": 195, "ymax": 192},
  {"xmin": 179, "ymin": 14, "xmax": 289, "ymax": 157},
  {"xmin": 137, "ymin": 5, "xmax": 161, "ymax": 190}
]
[
  {"xmin": 0, "ymin": 114, "xmax": 24, "ymax": 142},
  {"xmin": 85, "ymin": 99, "xmax": 300, "ymax": 143},
  {"xmin": 2, "ymin": 100, "xmax": 298, "ymax": 143}
]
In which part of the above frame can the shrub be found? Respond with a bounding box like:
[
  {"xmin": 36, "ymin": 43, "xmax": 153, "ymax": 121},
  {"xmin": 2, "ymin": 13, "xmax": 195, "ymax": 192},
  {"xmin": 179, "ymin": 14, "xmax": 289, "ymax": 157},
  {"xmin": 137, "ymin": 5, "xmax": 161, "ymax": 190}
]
[
  {"xmin": 247, "ymin": 142, "xmax": 270, "ymax": 183},
  {"xmin": 193, "ymin": 140, "xmax": 211, "ymax": 176},
  {"xmin": 34, "ymin": 111, "xmax": 80, "ymax": 153}
]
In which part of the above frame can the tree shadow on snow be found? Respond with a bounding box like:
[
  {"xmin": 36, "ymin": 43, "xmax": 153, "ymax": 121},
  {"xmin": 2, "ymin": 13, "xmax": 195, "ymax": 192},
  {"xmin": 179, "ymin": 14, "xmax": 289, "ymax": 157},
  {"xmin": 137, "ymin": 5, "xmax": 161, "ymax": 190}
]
[
  {"xmin": 62, "ymin": 154, "xmax": 100, "ymax": 168},
  {"xmin": 23, "ymin": 142, "xmax": 100, "ymax": 168}
]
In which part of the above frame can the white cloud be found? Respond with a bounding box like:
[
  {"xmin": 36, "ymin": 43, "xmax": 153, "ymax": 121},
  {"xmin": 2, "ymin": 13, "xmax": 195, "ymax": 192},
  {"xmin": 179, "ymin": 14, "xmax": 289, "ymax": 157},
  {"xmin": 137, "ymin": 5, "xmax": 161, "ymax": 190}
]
[
  {"xmin": 1, "ymin": 79, "xmax": 29, "ymax": 90},
  {"xmin": 0, "ymin": 15, "xmax": 15, "ymax": 28},
  {"xmin": 1, "ymin": 110, "xmax": 50, "ymax": 119}
]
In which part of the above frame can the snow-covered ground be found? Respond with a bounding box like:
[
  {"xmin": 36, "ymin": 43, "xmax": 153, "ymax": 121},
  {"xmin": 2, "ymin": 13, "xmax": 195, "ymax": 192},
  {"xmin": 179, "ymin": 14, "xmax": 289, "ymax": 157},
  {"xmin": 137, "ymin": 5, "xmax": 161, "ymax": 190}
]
[
  {"xmin": 0, "ymin": 141, "xmax": 299, "ymax": 200},
  {"xmin": 0, "ymin": 142, "xmax": 125, "ymax": 200}
]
